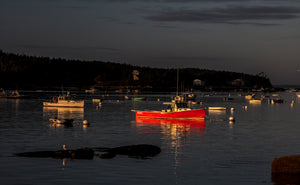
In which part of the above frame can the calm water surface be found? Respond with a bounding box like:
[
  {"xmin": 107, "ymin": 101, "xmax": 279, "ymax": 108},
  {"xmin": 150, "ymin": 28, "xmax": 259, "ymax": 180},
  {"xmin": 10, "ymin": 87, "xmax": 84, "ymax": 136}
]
[{"xmin": 0, "ymin": 92, "xmax": 299, "ymax": 185}]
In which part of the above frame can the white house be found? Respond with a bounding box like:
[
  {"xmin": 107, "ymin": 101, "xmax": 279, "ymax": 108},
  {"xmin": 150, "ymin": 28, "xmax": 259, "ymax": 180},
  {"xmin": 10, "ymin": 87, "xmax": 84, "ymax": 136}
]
[
  {"xmin": 193, "ymin": 79, "xmax": 204, "ymax": 86},
  {"xmin": 232, "ymin": 79, "xmax": 245, "ymax": 86}
]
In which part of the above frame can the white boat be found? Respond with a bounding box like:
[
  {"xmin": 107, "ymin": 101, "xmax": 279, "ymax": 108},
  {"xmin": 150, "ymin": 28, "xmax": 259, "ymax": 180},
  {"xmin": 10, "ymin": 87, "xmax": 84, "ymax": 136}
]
[
  {"xmin": 245, "ymin": 94, "xmax": 254, "ymax": 100},
  {"xmin": 85, "ymin": 88, "xmax": 97, "ymax": 93},
  {"xmin": 43, "ymin": 93, "xmax": 84, "ymax": 108},
  {"xmin": 208, "ymin": 107, "xmax": 226, "ymax": 110},
  {"xmin": 92, "ymin": 99, "xmax": 101, "ymax": 103},
  {"xmin": 249, "ymin": 99, "xmax": 262, "ymax": 104}
]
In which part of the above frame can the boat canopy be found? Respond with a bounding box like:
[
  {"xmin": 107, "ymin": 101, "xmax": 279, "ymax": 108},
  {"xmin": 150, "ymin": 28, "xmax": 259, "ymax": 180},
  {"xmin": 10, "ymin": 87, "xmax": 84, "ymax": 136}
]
[{"xmin": 162, "ymin": 101, "xmax": 190, "ymax": 112}]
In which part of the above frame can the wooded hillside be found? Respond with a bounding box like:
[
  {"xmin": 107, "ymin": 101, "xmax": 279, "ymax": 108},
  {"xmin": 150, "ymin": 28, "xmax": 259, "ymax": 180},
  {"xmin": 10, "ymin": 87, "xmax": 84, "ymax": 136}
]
[{"xmin": 0, "ymin": 50, "xmax": 272, "ymax": 91}]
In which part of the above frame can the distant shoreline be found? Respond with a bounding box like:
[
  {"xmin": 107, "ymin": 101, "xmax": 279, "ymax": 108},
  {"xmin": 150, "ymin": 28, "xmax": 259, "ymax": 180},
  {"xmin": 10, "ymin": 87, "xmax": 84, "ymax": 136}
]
[{"xmin": 0, "ymin": 50, "xmax": 273, "ymax": 91}]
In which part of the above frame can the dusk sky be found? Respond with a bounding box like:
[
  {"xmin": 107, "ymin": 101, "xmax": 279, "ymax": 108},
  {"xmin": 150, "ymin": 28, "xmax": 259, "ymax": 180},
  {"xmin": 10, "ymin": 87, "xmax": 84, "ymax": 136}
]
[{"xmin": 1, "ymin": 0, "xmax": 300, "ymax": 85}]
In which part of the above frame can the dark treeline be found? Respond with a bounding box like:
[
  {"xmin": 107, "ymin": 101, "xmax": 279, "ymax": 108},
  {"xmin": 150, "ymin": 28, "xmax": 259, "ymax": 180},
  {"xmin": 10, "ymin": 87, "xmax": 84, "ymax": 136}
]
[{"xmin": 0, "ymin": 50, "xmax": 272, "ymax": 91}]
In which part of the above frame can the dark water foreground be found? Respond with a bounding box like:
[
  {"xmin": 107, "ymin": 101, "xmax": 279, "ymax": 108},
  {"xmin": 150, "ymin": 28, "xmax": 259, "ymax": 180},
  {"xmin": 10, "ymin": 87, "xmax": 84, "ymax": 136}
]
[{"xmin": 0, "ymin": 92, "xmax": 299, "ymax": 185}]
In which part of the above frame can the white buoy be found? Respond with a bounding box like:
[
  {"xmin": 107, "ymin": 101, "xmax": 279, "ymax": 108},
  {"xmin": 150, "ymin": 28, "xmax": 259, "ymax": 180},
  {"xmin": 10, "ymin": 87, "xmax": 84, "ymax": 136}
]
[
  {"xmin": 229, "ymin": 116, "xmax": 235, "ymax": 122},
  {"xmin": 83, "ymin": 120, "xmax": 89, "ymax": 125},
  {"xmin": 230, "ymin": 107, "xmax": 235, "ymax": 112}
]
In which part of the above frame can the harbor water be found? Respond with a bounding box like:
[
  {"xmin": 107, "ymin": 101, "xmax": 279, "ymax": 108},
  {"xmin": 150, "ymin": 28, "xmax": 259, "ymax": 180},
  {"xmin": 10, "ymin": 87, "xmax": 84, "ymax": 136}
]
[{"xmin": 0, "ymin": 91, "xmax": 299, "ymax": 185}]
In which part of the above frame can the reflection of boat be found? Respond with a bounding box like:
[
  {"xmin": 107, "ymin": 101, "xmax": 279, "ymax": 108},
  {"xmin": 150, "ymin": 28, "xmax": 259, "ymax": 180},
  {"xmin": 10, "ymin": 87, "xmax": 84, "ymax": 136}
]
[
  {"xmin": 43, "ymin": 107, "xmax": 84, "ymax": 120},
  {"xmin": 135, "ymin": 100, "xmax": 206, "ymax": 120},
  {"xmin": 136, "ymin": 118, "xmax": 205, "ymax": 135},
  {"xmin": 43, "ymin": 92, "xmax": 84, "ymax": 108}
]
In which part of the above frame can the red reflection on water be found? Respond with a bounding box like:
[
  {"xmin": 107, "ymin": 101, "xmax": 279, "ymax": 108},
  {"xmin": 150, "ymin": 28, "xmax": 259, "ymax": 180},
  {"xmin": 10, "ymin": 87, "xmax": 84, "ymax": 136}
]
[{"xmin": 135, "ymin": 118, "xmax": 205, "ymax": 135}]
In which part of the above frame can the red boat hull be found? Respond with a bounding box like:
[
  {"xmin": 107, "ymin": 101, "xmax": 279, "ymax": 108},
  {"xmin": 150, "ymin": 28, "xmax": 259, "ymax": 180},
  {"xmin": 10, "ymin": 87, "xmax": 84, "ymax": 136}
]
[
  {"xmin": 136, "ymin": 118, "xmax": 205, "ymax": 125},
  {"xmin": 135, "ymin": 109, "xmax": 206, "ymax": 120}
]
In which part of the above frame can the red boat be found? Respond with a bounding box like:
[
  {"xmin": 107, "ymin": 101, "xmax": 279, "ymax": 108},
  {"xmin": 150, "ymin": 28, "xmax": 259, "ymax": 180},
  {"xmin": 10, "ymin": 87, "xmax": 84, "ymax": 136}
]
[{"xmin": 135, "ymin": 101, "xmax": 206, "ymax": 120}]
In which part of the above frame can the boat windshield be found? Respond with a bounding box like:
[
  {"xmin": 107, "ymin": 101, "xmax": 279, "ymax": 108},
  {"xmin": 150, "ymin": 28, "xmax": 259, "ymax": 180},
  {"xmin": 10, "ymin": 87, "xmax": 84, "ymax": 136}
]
[{"xmin": 176, "ymin": 102, "xmax": 188, "ymax": 108}]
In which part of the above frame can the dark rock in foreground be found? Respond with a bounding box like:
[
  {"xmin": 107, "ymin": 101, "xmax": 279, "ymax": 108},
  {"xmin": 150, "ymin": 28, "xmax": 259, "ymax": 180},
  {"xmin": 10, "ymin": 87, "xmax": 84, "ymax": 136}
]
[
  {"xmin": 271, "ymin": 173, "xmax": 300, "ymax": 185},
  {"xmin": 99, "ymin": 144, "xmax": 161, "ymax": 159},
  {"xmin": 15, "ymin": 144, "xmax": 161, "ymax": 160}
]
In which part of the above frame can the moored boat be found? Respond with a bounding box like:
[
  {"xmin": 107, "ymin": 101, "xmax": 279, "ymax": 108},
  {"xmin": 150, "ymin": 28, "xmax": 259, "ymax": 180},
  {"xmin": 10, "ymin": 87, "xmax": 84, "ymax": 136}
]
[
  {"xmin": 85, "ymin": 88, "xmax": 97, "ymax": 94},
  {"xmin": 134, "ymin": 99, "xmax": 206, "ymax": 120},
  {"xmin": 249, "ymin": 99, "xmax": 262, "ymax": 104},
  {"xmin": 6, "ymin": 90, "xmax": 29, "ymax": 99},
  {"xmin": 245, "ymin": 94, "xmax": 255, "ymax": 100},
  {"xmin": 181, "ymin": 92, "xmax": 196, "ymax": 101},
  {"xmin": 269, "ymin": 94, "xmax": 284, "ymax": 104},
  {"xmin": 134, "ymin": 97, "xmax": 146, "ymax": 101},
  {"xmin": 208, "ymin": 107, "xmax": 226, "ymax": 110},
  {"xmin": 43, "ymin": 92, "xmax": 84, "ymax": 108},
  {"xmin": 0, "ymin": 88, "xmax": 6, "ymax": 98}
]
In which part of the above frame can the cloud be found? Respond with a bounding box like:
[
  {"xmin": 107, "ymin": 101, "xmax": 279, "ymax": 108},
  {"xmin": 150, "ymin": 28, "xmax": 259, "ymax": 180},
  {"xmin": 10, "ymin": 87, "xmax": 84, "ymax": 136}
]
[
  {"xmin": 101, "ymin": 0, "xmax": 243, "ymax": 2},
  {"xmin": 145, "ymin": 5, "xmax": 300, "ymax": 25}
]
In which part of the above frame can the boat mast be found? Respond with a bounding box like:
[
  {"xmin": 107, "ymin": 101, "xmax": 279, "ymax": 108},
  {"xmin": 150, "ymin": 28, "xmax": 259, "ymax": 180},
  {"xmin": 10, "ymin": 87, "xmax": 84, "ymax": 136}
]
[{"xmin": 176, "ymin": 68, "xmax": 179, "ymax": 96}]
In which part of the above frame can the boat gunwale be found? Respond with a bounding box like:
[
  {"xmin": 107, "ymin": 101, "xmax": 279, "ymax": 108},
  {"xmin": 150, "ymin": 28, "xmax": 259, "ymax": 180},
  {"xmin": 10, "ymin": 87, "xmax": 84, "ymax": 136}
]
[
  {"xmin": 135, "ymin": 109, "xmax": 205, "ymax": 114},
  {"xmin": 135, "ymin": 116, "xmax": 205, "ymax": 120}
]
